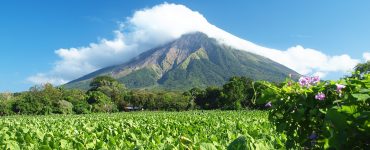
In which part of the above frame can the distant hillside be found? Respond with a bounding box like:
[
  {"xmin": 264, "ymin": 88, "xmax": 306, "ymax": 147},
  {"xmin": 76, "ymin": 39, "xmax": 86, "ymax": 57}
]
[{"xmin": 65, "ymin": 32, "xmax": 299, "ymax": 90}]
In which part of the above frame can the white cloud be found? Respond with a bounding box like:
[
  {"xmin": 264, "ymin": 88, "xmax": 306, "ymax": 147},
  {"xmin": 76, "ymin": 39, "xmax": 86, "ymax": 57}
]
[
  {"xmin": 363, "ymin": 52, "xmax": 370, "ymax": 61},
  {"xmin": 28, "ymin": 3, "xmax": 362, "ymax": 85},
  {"xmin": 27, "ymin": 73, "xmax": 67, "ymax": 85},
  {"xmin": 312, "ymin": 72, "xmax": 327, "ymax": 78}
]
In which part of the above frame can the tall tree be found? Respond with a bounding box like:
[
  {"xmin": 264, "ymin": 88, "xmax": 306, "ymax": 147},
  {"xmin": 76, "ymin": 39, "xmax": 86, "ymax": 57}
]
[
  {"xmin": 221, "ymin": 77, "xmax": 253, "ymax": 110},
  {"xmin": 89, "ymin": 75, "xmax": 127, "ymax": 104}
]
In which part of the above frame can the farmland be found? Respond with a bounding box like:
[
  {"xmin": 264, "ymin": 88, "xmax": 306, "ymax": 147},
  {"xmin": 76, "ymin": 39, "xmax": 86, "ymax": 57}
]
[{"xmin": 0, "ymin": 111, "xmax": 283, "ymax": 149}]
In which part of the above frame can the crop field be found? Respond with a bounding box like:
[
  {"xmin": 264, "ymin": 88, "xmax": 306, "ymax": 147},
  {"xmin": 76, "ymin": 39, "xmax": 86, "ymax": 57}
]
[{"xmin": 0, "ymin": 111, "xmax": 284, "ymax": 149}]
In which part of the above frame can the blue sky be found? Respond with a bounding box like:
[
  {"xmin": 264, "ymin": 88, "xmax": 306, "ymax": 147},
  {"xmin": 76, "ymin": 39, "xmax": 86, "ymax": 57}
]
[{"xmin": 1, "ymin": 0, "xmax": 369, "ymax": 92}]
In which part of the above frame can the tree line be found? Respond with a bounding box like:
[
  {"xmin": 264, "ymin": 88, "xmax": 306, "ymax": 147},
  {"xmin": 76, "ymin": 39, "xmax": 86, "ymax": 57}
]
[{"xmin": 0, "ymin": 76, "xmax": 271, "ymax": 115}]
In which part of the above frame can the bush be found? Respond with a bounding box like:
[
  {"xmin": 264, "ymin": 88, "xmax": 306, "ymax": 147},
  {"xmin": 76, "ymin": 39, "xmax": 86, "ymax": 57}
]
[
  {"xmin": 13, "ymin": 92, "xmax": 52, "ymax": 115},
  {"xmin": 55, "ymin": 100, "xmax": 73, "ymax": 114},
  {"xmin": 322, "ymin": 74, "xmax": 369, "ymax": 149},
  {"xmin": 262, "ymin": 74, "xmax": 370, "ymax": 149},
  {"xmin": 73, "ymin": 101, "xmax": 91, "ymax": 114},
  {"xmin": 0, "ymin": 100, "xmax": 14, "ymax": 116}
]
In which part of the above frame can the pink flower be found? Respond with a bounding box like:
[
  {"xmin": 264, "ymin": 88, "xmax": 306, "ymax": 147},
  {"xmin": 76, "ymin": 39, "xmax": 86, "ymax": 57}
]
[
  {"xmin": 335, "ymin": 84, "xmax": 345, "ymax": 93},
  {"xmin": 315, "ymin": 92, "xmax": 325, "ymax": 101},
  {"xmin": 311, "ymin": 76, "xmax": 320, "ymax": 84},
  {"xmin": 299, "ymin": 76, "xmax": 320, "ymax": 87},
  {"xmin": 305, "ymin": 76, "xmax": 312, "ymax": 84},
  {"xmin": 299, "ymin": 77, "xmax": 309, "ymax": 87}
]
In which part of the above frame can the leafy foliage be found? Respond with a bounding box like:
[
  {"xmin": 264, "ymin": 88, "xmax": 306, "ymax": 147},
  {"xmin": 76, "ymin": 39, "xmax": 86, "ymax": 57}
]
[
  {"xmin": 89, "ymin": 75, "xmax": 127, "ymax": 103},
  {"xmin": 12, "ymin": 84, "xmax": 63, "ymax": 115},
  {"xmin": 322, "ymin": 74, "xmax": 370, "ymax": 149},
  {"xmin": 354, "ymin": 61, "xmax": 370, "ymax": 75},
  {"xmin": 55, "ymin": 100, "xmax": 73, "ymax": 114},
  {"xmin": 87, "ymin": 91, "xmax": 118, "ymax": 113},
  {"xmin": 0, "ymin": 93, "xmax": 14, "ymax": 116},
  {"xmin": 0, "ymin": 76, "xmax": 200, "ymax": 115},
  {"xmin": 261, "ymin": 73, "xmax": 370, "ymax": 149},
  {"xmin": 221, "ymin": 77, "xmax": 254, "ymax": 110},
  {"xmin": 190, "ymin": 76, "xmax": 268, "ymax": 110},
  {"xmin": 126, "ymin": 90, "xmax": 191, "ymax": 111},
  {"xmin": 0, "ymin": 111, "xmax": 284, "ymax": 149}
]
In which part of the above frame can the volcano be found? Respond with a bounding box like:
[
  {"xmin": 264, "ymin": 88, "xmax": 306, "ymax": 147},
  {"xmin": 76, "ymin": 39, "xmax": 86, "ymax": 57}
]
[{"xmin": 65, "ymin": 32, "xmax": 298, "ymax": 90}]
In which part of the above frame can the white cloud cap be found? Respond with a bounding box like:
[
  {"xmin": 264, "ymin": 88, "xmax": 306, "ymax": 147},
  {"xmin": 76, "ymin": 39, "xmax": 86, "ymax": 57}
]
[{"xmin": 28, "ymin": 3, "xmax": 362, "ymax": 85}]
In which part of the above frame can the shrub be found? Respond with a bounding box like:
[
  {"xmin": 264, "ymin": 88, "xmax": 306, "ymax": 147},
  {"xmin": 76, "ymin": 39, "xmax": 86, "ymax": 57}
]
[
  {"xmin": 55, "ymin": 100, "xmax": 73, "ymax": 114},
  {"xmin": 262, "ymin": 74, "xmax": 370, "ymax": 149},
  {"xmin": 73, "ymin": 101, "xmax": 91, "ymax": 114},
  {"xmin": 0, "ymin": 99, "xmax": 14, "ymax": 116}
]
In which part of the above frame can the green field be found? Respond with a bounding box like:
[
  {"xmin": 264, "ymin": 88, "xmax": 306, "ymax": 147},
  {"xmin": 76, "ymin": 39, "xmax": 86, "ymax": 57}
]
[{"xmin": 0, "ymin": 111, "xmax": 284, "ymax": 149}]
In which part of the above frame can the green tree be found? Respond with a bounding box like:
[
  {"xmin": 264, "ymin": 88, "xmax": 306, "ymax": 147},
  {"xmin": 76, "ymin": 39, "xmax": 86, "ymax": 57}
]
[
  {"xmin": 89, "ymin": 76, "xmax": 117, "ymax": 90},
  {"xmin": 87, "ymin": 91, "xmax": 117, "ymax": 113},
  {"xmin": 0, "ymin": 93, "xmax": 14, "ymax": 116},
  {"xmin": 182, "ymin": 91, "xmax": 196, "ymax": 110},
  {"xmin": 190, "ymin": 87, "xmax": 206, "ymax": 109},
  {"xmin": 220, "ymin": 77, "xmax": 253, "ymax": 110},
  {"xmin": 155, "ymin": 92, "xmax": 189, "ymax": 111},
  {"xmin": 89, "ymin": 76, "xmax": 128, "ymax": 107},
  {"xmin": 127, "ymin": 90, "xmax": 159, "ymax": 110},
  {"xmin": 13, "ymin": 84, "xmax": 63, "ymax": 115},
  {"xmin": 61, "ymin": 89, "xmax": 90, "ymax": 114},
  {"xmin": 193, "ymin": 86, "xmax": 221, "ymax": 109},
  {"xmin": 204, "ymin": 86, "xmax": 222, "ymax": 109},
  {"xmin": 354, "ymin": 61, "xmax": 370, "ymax": 76}
]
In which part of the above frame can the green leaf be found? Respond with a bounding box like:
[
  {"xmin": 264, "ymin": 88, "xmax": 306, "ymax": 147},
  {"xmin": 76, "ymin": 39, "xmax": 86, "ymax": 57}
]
[
  {"xmin": 179, "ymin": 136, "xmax": 192, "ymax": 145},
  {"xmin": 199, "ymin": 143, "xmax": 217, "ymax": 150},
  {"xmin": 227, "ymin": 136, "xmax": 249, "ymax": 150},
  {"xmin": 326, "ymin": 109, "xmax": 348, "ymax": 130},
  {"xmin": 4, "ymin": 140, "xmax": 20, "ymax": 150},
  {"xmin": 359, "ymin": 88, "xmax": 370, "ymax": 93},
  {"xmin": 60, "ymin": 139, "xmax": 68, "ymax": 149},
  {"xmin": 339, "ymin": 105, "xmax": 357, "ymax": 114},
  {"xmin": 38, "ymin": 145, "xmax": 52, "ymax": 150},
  {"xmin": 352, "ymin": 94, "xmax": 370, "ymax": 102}
]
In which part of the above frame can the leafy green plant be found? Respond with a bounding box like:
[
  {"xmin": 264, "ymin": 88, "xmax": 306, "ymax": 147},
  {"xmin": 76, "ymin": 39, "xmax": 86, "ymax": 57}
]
[
  {"xmin": 322, "ymin": 74, "xmax": 370, "ymax": 149},
  {"xmin": 262, "ymin": 73, "xmax": 370, "ymax": 149},
  {"xmin": 0, "ymin": 111, "xmax": 284, "ymax": 149}
]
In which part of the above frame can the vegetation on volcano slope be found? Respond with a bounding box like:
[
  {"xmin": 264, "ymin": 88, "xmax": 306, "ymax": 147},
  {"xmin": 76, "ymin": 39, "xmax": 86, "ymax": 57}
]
[{"xmin": 65, "ymin": 32, "xmax": 298, "ymax": 90}]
